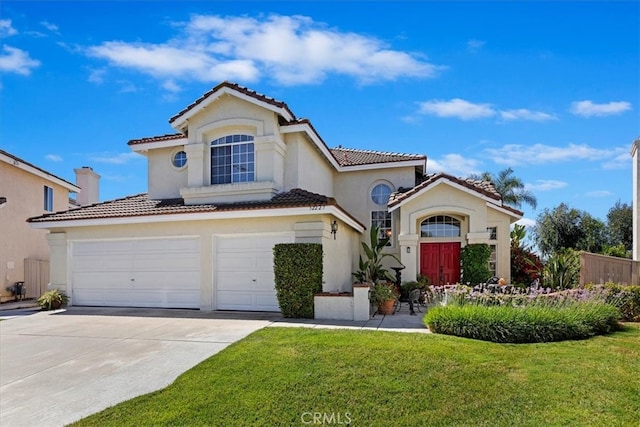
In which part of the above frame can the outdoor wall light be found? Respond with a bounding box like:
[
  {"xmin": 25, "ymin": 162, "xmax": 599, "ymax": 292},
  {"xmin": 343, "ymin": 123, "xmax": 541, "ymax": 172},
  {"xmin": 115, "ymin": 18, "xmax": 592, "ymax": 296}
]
[
  {"xmin": 406, "ymin": 247, "xmax": 411, "ymax": 254},
  {"xmin": 331, "ymin": 220, "xmax": 338, "ymax": 240}
]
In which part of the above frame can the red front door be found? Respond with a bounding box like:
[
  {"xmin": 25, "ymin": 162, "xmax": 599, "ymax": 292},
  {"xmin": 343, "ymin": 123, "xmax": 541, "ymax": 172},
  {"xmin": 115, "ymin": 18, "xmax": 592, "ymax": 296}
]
[{"xmin": 420, "ymin": 243, "xmax": 461, "ymax": 285}]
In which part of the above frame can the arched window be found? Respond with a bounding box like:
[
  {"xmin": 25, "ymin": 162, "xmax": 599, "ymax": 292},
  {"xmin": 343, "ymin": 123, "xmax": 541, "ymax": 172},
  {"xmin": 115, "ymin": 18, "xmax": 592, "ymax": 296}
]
[
  {"xmin": 370, "ymin": 183, "xmax": 393, "ymax": 244},
  {"xmin": 211, "ymin": 134, "xmax": 255, "ymax": 184},
  {"xmin": 420, "ymin": 215, "xmax": 461, "ymax": 238}
]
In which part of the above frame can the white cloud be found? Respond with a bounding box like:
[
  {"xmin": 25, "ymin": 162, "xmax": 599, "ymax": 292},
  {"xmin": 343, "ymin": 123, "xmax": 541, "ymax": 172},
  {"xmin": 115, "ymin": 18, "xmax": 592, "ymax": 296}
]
[
  {"xmin": 602, "ymin": 148, "xmax": 631, "ymax": 170},
  {"xmin": 484, "ymin": 143, "xmax": 615, "ymax": 166},
  {"xmin": 427, "ymin": 154, "xmax": 481, "ymax": 176},
  {"xmin": 585, "ymin": 190, "xmax": 613, "ymax": 198},
  {"xmin": 569, "ymin": 100, "xmax": 631, "ymax": 117},
  {"xmin": 467, "ymin": 39, "xmax": 485, "ymax": 53},
  {"xmin": 117, "ymin": 80, "xmax": 138, "ymax": 93},
  {"xmin": 514, "ymin": 218, "xmax": 536, "ymax": 228},
  {"xmin": 40, "ymin": 21, "xmax": 59, "ymax": 33},
  {"xmin": 162, "ymin": 79, "xmax": 181, "ymax": 93},
  {"xmin": 88, "ymin": 68, "xmax": 106, "ymax": 84},
  {"xmin": 45, "ymin": 154, "xmax": 63, "ymax": 162},
  {"xmin": 0, "ymin": 19, "xmax": 17, "ymax": 38},
  {"xmin": 89, "ymin": 152, "xmax": 140, "ymax": 164},
  {"xmin": 87, "ymin": 14, "xmax": 442, "ymax": 86},
  {"xmin": 418, "ymin": 98, "xmax": 496, "ymax": 120},
  {"xmin": 524, "ymin": 180, "xmax": 567, "ymax": 191},
  {"xmin": 499, "ymin": 109, "xmax": 557, "ymax": 122},
  {"xmin": 0, "ymin": 45, "xmax": 40, "ymax": 75}
]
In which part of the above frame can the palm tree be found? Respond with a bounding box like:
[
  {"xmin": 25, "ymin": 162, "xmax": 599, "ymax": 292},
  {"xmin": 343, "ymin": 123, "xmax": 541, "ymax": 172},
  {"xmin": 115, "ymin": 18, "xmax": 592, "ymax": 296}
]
[{"xmin": 470, "ymin": 168, "xmax": 537, "ymax": 210}]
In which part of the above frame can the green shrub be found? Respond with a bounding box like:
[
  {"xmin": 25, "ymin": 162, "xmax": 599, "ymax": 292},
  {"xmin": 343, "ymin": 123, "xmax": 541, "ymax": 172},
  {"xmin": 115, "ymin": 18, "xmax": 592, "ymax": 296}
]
[
  {"xmin": 37, "ymin": 289, "xmax": 68, "ymax": 310},
  {"xmin": 543, "ymin": 248, "xmax": 580, "ymax": 290},
  {"xmin": 424, "ymin": 302, "xmax": 621, "ymax": 343},
  {"xmin": 273, "ymin": 243, "xmax": 323, "ymax": 318},
  {"xmin": 585, "ymin": 282, "xmax": 640, "ymax": 322},
  {"xmin": 460, "ymin": 243, "xmax": 492, "ymax": 285}
]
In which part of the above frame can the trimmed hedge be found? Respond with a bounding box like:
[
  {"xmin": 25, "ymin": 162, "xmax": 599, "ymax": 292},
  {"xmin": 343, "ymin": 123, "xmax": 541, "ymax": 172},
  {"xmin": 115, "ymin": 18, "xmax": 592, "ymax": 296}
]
[
  {"xmin": 273, "ymin": 243, "xmax": 323, "ymax": 318},
  {"xmin": 424, "ymin": 302, "xmax": 621, "ymax": 343},
  {"xmin": 460, "ymin": 244, "xmax": 492, "ymax": 285}
]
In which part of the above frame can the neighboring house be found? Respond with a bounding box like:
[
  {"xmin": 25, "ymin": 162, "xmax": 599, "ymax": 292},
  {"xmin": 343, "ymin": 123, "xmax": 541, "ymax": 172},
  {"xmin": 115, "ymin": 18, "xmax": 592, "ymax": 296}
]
[
  {"xmin": 632, "ymin": 138, "xmax": 639, "ymax": 261},
  {"xmin": 29, "ymin": 82, "xmax": 522, "ymax": 312},
  {"xmin": 0, "ymin": 150, "xmax": 85, "ymax": 302}
]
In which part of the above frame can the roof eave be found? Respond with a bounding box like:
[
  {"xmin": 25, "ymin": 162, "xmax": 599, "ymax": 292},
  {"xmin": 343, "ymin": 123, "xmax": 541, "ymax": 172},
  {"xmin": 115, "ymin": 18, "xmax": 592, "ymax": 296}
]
[{"xmin": 170, "ymin": 86, "xmax": 295, "ymax": 132}]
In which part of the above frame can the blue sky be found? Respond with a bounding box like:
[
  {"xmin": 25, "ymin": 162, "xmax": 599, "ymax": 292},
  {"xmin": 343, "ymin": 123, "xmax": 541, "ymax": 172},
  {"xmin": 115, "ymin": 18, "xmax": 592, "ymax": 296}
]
[{"xmin": 1, "ymin": 1, "xmax": 638, "ymax": 229}]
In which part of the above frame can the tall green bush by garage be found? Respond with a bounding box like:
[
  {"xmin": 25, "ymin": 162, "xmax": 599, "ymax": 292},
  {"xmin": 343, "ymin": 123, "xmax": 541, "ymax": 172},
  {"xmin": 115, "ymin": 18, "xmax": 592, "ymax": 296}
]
[{"xmin": 273, "ymin": 243, "xmax": 323, "ymax": 318}]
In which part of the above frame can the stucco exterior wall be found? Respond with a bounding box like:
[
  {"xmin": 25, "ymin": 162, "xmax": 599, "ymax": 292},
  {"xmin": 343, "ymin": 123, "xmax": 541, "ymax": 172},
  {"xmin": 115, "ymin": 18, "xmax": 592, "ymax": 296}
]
[
  {"xmin": 147, "ymin": 147, "xmax": 188, "ymax": 199},
  {"xmin": 283, "ymin": 133, "xmax": 334, "ymax": 197},
  {"xmin": 0, "ymin": 164, "xmax": 70, "ymax": 301},
  {"xmin": 47, "ymin": 213, "xmax": 359, "ymax": 310}
]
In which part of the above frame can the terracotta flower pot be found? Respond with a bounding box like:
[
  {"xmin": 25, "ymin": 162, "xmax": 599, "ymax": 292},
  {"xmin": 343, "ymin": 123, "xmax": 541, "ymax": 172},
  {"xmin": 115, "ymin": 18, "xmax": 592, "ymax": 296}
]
[{"xmin": 377, "ymin": 298, "xmax": 396, "ymax": 315}]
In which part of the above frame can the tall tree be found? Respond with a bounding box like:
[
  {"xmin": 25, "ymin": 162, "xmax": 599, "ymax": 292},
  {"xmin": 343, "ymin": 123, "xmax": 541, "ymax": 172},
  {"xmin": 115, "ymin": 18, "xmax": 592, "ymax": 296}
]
[
  {"xmin": 470, "ymin": 168, "xmax": 537, "ymax": 210},
  {"xmin": 606, "ymin": 200, "xmax": 633, "ymax": 251},
  {"xmin": 533, "ymin": 203, "xmax": 607, "ymax": 257}
]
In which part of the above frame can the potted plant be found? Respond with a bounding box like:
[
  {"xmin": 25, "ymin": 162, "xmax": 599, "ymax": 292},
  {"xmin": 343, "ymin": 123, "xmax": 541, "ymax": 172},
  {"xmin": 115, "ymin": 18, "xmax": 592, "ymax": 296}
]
[
  {"xmin": 37, "ymin": 289, "xmax": 68, "ymax": 311},
  {"xmin": 369, "ymin": 282, "xmax": 398, "ymax": 314},
  {"xmin": 352, "ymin": 225, "xmax": 403, "ymax": 314}
]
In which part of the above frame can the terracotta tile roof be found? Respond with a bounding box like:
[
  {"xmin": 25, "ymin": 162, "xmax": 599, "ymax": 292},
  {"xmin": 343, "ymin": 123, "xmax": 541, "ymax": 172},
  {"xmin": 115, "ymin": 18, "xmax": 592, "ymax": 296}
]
[
  {"xmin": 0, "ymin": 149, "xmax": 79, "ymax": 190},
  {"xmin": 169, "ymin": 81, "xmax": 297, "ymax": 125},
  {"xmin": 28, "ymin": 189, "xmax": 363, "ymax": 225},
  {"xmin": 388, "ymin": 173, "xmax": 522, "ymax": 217},
  {"xmin": 128, "ymin": 133, "xmax": 186, "ymax": 146},
  {"xmin": 330, "ymin": 147, "xmax": 426, "ymax": 167}
]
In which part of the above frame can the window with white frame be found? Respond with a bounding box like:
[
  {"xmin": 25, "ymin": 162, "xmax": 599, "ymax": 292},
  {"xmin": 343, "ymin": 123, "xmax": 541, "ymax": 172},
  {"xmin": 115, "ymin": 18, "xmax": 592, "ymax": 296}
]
[
  {"xmin": 489, "ymin": 244, "xmax": 497, "ymax": 277},
  {"xmin": 43, "ymin": 185, "xmax": 53, "ymax": 211},
  {"xmin": 210, "ymin": 134, "xmax": 255, "ymax": 184},
  {"xmin": 420, "ymin": 215, "xmax": 461, "ymax": 238},
  {"xmin": 172, "ymin": 150, "xmax": 187, "ymax": 168},
  {"xmin": 487, "ymin": 226, "xmax": 497, "ymax": 240},
  {"xmin": 370, "ymin": 183, "xmax": 393, "ymax": 245}
]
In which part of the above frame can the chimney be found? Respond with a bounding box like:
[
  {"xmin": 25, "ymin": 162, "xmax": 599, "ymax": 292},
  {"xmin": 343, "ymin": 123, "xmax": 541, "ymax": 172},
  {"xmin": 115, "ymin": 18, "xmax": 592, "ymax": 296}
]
[{"xmin": 74, "ymin": 167, "xmax": 100, "ymax": 206}]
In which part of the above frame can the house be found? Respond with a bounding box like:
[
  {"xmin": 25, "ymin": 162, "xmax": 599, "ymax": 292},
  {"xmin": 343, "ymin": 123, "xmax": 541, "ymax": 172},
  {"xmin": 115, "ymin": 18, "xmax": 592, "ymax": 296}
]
[
  {"xmin": 632, "ymin": 137, "xmax": 640, "ymax": 261},
  {"xmin": 0, "ymin": 150, "xmax": 92, "ymax": 302},
  {"xmin": 28, "ymin": 82, "xmax": 522, "ymax": 312}
]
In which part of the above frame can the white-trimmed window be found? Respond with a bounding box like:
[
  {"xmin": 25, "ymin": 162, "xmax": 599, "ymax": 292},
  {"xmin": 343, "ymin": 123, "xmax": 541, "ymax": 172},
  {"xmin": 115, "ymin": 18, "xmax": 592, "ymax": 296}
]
[
  {"xmin": 370, "ymin": 183, "xmax": 393, "ymax": 245},
  {"xmin": 43, "ymin": 185, "xmax": 53, "ymax": 211},
  {"xmin": 211, "ymin": 134, "xmax": 255, "ymax": 184},
  {"xmin": 172, "ymin": 150, "xmax": 187, "ymax": 168},
  {"xmin": 421, "ymin": 215, "xmax": 461, "ymax": 238},
  {"xmin": 487, "ymin": 226, "xmax": 497, "ymax": 240},
  {"xmin": 489, "ymin": 244, "xmax": 497, "ymax": 277}
]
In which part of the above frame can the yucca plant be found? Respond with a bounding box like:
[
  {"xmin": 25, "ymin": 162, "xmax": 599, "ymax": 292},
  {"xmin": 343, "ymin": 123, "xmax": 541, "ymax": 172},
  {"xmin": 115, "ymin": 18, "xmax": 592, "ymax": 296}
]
[{"xmin": 544, "ymin": 248, "xmax": 580, "ymax": 290}]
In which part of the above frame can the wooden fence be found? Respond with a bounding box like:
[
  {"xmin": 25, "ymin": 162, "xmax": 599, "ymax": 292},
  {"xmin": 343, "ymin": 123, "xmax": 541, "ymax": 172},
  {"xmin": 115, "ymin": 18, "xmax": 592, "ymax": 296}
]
[
  {"xmin": 24, "ymin": 259, "xmax": 49, "ymax": 300},
  {"xmin": 579, "ymin": 252, "xmax": 639, "ymax": 286}
]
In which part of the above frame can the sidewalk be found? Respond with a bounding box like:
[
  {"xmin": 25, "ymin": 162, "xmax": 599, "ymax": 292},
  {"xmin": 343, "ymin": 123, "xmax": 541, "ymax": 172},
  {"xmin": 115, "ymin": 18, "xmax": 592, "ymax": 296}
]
[{"xmin": 0, "ymin": 302, "xmax": 430, "ymax": 332}]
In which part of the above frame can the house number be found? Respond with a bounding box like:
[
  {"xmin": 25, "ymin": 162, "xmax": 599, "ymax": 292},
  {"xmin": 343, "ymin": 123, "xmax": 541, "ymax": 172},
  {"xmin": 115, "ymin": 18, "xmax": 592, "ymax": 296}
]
[{"xmin": 310, "ymin": 205, "xmax": 325, "ymax": 211}]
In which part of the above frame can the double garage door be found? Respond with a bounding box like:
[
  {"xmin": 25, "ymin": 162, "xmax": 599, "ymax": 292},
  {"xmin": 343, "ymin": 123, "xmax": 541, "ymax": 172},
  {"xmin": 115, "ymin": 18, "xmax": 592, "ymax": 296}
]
[
  {"xmin": 71, "ymin": 238, "xmax": 201, "ymax": 309},
  {"xmin": 70, "ymin": 234, "xmax": 293, "ymax": 311}
]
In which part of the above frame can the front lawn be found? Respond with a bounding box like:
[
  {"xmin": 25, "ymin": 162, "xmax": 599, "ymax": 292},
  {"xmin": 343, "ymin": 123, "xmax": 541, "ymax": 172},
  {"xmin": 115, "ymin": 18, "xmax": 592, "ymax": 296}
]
[{"xmin": 73, "ymin": 324, "xmax": 640, "ymax": 427}]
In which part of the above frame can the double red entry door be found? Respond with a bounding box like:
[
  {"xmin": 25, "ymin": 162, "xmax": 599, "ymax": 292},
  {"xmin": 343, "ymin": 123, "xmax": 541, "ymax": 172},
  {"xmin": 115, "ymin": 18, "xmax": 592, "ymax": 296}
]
[{"xmin": 420, "ymin": 242, "xmax": 461, "ymax": 285}]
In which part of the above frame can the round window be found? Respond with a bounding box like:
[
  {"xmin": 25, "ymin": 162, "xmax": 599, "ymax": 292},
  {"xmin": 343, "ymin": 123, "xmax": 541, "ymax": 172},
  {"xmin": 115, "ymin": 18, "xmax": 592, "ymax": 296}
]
[
  {"xmin": 371, "ymin": 183, "xmax": 392, "ymax": 205},
  {"xmin": 172, "ymin": 150, "xmax": 187, "ymax": 168}
]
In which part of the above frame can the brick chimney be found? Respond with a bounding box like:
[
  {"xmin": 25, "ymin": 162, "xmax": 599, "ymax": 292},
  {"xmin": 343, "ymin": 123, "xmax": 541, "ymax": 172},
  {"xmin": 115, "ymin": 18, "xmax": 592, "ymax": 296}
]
[
  {"xmin": 632, "ymin": 138, "xmax": 640, "ymax": 261},
  {"xmin": 74, "ymin": 167, "xmax": 100, "ymax": 206}
]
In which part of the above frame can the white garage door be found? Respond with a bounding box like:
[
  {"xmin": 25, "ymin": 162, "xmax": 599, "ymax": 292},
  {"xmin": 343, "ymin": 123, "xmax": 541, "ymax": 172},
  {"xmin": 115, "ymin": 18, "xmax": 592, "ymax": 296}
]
[
  {"xmin": 71, "ymin": 238, "xmax": 201, "ymax": 309},
  {"xmin": 215, "ymin": 233, "xmax": 294, "ymax": 312}
]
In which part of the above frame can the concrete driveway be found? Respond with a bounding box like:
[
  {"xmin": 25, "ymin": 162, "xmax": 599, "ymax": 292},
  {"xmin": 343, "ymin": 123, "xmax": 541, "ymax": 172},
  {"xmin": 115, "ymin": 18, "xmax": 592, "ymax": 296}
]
[{"xmin": 0, "ymin": 307, "xmax": 278, "ymax": 427}]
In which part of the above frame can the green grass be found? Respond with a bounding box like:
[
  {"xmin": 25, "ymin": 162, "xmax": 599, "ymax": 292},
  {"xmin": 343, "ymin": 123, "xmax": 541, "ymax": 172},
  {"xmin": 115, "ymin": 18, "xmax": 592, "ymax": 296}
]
[{"xmin": 72, "ymin": 324, "xmax": 640, "ymax": 427}]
